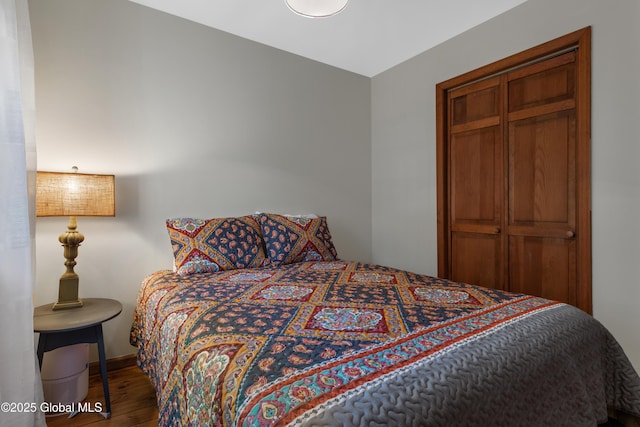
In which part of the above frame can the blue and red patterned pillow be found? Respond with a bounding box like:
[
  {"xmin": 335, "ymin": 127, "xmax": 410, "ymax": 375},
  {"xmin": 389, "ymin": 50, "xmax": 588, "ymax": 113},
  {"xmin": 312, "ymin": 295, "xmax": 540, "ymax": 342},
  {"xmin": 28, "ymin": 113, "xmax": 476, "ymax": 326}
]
[
  {"xmin": 258, "ymin": 213, "xmax": 338, "ymax": 266},
  {"xmin": 166, "ymin": 216, "xmax": 267, "ymax": 275}
]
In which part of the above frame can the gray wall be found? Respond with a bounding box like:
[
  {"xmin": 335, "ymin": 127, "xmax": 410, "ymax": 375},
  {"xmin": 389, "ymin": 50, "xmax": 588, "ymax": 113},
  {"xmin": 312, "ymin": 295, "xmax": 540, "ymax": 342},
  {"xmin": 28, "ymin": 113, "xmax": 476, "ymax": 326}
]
[
  {"xmin": 372, "ymin": 0, "xmax": 640, "ymax": 370},
  {"xmin": 29, "ymin": 0, "xmax": 372, "ymax": 358}
]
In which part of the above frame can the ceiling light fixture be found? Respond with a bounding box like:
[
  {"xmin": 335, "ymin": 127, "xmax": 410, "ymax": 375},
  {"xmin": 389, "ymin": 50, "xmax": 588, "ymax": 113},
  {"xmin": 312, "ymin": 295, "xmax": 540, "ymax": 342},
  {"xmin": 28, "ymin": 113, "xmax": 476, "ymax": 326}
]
[{"xmin": 285, "ymin": 0, "xmax": 349, "ymax": 18}]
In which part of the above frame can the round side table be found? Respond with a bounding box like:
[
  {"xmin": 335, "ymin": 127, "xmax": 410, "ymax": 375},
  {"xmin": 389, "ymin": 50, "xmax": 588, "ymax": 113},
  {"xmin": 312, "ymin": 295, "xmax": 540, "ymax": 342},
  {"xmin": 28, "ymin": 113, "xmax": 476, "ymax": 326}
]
[{"xmin": 34, "ymin": 298, "xmax": 122, "ymax": 418}]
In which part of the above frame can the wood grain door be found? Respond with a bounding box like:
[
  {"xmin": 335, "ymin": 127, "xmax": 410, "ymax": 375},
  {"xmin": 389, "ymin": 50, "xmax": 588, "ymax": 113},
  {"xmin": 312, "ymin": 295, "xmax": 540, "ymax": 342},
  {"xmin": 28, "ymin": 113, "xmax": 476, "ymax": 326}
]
[
  {"xmin": 436, "ymin": 28, "xmax": 591, "ymax": 312},
  {"xmin": 507, "ymin": 52, "xmax": 578, "ymax": 303},
  {"xmin": 448, "ymin": 76, "xmax": 505, "ymax": 290}
]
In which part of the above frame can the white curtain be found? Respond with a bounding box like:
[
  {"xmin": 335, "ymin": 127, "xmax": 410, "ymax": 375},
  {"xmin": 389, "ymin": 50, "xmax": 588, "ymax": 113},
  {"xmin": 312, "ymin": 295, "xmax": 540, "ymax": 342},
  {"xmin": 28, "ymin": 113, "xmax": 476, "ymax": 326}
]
[{"xmin": 0, "ymin": 0, "xmax": 45, "ymax": 425}]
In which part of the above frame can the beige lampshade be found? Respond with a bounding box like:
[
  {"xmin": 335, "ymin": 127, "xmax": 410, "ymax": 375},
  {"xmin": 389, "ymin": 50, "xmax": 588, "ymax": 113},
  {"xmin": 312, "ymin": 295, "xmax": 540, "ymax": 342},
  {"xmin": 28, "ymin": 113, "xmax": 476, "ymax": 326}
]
[{"xmin": 36, "ymin": 171, "xmax": 115, "ymax": 217}]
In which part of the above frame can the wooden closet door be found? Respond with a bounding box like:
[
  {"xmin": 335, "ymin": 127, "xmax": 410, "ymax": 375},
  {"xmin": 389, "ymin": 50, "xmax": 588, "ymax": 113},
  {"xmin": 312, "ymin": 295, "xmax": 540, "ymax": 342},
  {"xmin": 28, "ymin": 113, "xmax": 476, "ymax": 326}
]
[
  {"xmin": 447, "ymin": 77, "xmax": 505, "ymax": 290},
  {"xmin": 436, "ymin": 28, "xmax": 591, "ymax": 312},
  {"xmin": 507, "ymin": 52, "xmax": 578, "ymax": 304}
]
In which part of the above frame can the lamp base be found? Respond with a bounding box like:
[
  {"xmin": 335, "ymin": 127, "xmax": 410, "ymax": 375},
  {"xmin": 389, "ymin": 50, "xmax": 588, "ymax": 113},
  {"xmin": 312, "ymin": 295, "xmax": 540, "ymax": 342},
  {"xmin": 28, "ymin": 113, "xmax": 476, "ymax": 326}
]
[
  {"xmin": 53, "ymin": 276, "xmax": 83, "ymax": 311},
  {"xmin": 52, "ymin": 299, "xmax": 83, "ymax": 311}
]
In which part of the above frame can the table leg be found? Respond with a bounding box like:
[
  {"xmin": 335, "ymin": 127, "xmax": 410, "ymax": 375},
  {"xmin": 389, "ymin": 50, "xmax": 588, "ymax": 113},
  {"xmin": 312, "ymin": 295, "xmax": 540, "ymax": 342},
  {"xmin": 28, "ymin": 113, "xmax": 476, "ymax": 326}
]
[
  {"xmin": 36, "ymin": 334, "xmax": 46, "ymax": 370},
  {"xmin": 96, "ymin": 325, "xmax": 111, "ymax": 418}
]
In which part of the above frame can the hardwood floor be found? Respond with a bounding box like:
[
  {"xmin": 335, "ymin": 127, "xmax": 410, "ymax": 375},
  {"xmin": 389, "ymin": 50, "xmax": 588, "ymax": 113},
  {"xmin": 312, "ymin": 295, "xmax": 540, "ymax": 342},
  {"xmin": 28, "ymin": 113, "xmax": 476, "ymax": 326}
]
[{"xmin": 44, "ymin": 365, "xmax": 158, "ymax": 427}]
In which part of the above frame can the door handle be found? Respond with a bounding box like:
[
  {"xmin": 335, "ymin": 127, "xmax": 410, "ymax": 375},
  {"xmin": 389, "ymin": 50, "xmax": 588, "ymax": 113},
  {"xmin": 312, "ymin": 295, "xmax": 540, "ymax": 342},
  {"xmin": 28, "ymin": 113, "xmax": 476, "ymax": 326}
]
[{"xmin": 566, "ymin": 230, "xmax": 575, "ymax": 238}]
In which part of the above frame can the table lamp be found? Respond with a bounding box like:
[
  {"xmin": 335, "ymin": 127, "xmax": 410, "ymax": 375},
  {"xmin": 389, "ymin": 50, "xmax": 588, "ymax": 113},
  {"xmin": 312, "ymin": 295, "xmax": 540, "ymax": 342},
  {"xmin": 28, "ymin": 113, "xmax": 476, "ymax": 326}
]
[{"xmin": 36, "ymin": 167, "xmax": 115, "ymax": 310}]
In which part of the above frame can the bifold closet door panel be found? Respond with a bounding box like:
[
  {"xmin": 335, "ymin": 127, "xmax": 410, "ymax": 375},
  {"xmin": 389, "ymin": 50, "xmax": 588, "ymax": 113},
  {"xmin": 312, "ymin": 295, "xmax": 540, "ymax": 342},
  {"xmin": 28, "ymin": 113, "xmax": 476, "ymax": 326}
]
[{"xmin": 448, "ymin": 77, "xmax": 505, "ymax": 290}]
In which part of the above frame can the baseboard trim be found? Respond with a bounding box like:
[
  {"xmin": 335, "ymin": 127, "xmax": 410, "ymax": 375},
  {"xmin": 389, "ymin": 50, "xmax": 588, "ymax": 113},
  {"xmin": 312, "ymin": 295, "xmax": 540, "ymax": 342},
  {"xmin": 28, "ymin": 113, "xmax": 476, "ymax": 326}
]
[{"xmin": 89, "ymin": 354, "xmax": 137, "ymax": 376}]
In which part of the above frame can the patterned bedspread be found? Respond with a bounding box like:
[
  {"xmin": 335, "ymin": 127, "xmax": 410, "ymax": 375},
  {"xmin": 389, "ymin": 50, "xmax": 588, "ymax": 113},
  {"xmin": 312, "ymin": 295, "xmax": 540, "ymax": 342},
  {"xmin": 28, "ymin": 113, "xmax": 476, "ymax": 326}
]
[{"xmin": 130, "ymin": 261, "xmax": 640, "ymax": 426}]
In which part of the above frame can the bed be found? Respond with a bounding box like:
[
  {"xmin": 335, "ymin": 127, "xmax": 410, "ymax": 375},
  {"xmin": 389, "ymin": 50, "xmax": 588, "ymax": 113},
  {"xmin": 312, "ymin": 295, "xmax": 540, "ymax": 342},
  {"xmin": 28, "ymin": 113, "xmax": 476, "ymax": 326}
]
[{"xmin": 130, "ymin": 214, "xmax": 640, "ymax": 426}]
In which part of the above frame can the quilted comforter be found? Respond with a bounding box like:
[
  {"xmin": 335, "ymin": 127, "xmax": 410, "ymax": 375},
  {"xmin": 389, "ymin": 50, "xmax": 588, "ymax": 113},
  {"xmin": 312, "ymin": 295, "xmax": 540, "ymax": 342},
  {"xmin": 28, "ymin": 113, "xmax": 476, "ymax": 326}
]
[{"xmin": 130, "ymin": 261, "xmax": 640, "ymax": 426}]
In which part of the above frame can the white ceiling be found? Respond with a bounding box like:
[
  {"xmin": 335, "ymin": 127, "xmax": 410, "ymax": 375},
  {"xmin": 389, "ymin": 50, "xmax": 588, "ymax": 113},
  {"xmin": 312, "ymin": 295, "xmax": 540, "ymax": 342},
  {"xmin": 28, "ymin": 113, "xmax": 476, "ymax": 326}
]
[{"xmin": 129, "ymin": 0, "xmax": 527, "ymax": 77}]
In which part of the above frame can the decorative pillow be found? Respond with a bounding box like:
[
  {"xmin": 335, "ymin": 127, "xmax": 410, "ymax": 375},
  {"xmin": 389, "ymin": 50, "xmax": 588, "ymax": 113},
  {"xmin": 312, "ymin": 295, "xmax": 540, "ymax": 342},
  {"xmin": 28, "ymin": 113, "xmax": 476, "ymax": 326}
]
[
  {"xmin": 166, "ymin": 216, "xmax": 267, "ymax": 275},
  {"xmin": 259, "ymin": 213, "xmax": 338, "ymax": 266}
]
